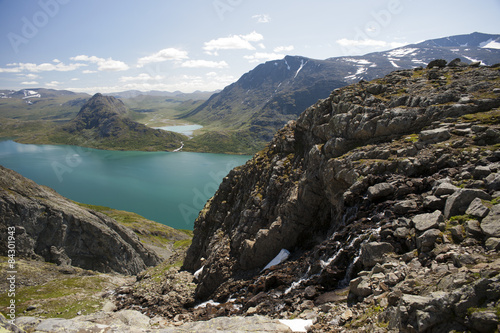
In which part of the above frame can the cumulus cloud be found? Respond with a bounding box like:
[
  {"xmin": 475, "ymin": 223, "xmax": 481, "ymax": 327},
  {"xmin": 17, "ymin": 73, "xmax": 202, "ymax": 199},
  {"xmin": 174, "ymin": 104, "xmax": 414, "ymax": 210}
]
[
  {"xmin": 137, "ymin": 48, "xmax": 189, "ymax": 67},
  {"xmin": 70, "ymin": 55, "xmax": 129, "ymax": 71},
  {"xmin": 0, "ymin": 62, "xmax": 86, "ymax": 73},
  {"xmin": 119, "ymin": 73, "xmax": 165, "ymax": 82},
  {"xmin": 181, "ymin": 60, "xmax": 228, "ymax": 68},
  {"xmin": 244, "ymin": 52, "xmax": 285, "ymax": 63},
  {"xmin": 203, "ymin": 31, "xmax": 264, "ymax": 55},
  {"xmin": 45, "ymin": 81, "xmax": 61, "ymax": 88},
  {"xmin": 252, "ymin": 14, "xmax": 271, "ymax": 23},
  {"xmin": 20, "ymin": 81, "xmax": 39, "ymax": 85},
  {"xmin": 274, "ymin": 45, "xmax": 294, "ymax": 53}
]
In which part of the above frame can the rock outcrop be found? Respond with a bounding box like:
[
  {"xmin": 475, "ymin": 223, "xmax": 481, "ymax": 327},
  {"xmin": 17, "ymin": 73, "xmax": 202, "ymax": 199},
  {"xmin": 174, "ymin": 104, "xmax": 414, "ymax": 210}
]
[
  {"xmin": 180, "ymin": 64, "xmax": 500, "ymax": 330},
  {"xmin": 0, "ymin": 165, "xmax": 160, "ymax": 275},
  {"xmin": 59, "ymin": 93, "xmax": 185, "ymax": 151}
]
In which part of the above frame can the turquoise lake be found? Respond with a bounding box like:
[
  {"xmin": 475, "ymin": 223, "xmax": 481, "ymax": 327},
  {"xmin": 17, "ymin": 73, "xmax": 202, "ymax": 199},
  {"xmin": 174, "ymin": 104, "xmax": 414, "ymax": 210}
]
[{"xmin": 0, "ymin": 140, "xmax": 251, "ymax": 230}]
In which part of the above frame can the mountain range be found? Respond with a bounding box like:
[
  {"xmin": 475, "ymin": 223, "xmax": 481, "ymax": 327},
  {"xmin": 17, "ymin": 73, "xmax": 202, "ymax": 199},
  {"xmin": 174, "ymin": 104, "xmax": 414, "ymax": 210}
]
[{"xmin": 181, "ymin": 32, "xmax": 500, "ymax": 152}]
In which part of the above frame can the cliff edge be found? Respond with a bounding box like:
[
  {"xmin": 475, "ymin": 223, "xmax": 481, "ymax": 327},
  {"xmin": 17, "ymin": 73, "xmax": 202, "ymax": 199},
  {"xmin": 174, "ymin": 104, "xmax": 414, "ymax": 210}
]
[
  {"xmin": 0, "ymin": 165, "xmax": 161, "ymax": 275},
  {"xmin": 181, "ymin": 63, "xmax": 500, "ymax": 331}
]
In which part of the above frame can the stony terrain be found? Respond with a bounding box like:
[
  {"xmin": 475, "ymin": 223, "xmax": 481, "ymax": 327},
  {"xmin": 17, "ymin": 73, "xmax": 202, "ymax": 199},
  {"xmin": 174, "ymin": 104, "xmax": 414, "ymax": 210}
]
[
  {"xmin": 2, "ymin": 62, "xmax": 500, "ymax": 332},
  {"xmin": 178, "ymin": 62, "xmax": 500, "ymax": 331}
]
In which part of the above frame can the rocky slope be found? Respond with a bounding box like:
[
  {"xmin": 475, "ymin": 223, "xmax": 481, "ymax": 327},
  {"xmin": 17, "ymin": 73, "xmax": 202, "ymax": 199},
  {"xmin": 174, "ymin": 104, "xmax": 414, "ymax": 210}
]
[
  {"xmin": 182, "ymin": 32, "xmax": 500, "ymax": 153},
  {"xmin": 179, "ymin": 62, "xmax": 500, "ymax": 331},
  {"xmin": 0, "ymin": 165, "xmax": 160, "ymax": 275}
]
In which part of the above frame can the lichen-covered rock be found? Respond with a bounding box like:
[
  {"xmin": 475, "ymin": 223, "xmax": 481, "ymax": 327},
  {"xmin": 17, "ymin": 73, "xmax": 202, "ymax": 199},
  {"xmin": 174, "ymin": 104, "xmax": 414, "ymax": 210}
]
[{"xmin": 182, "ymin": 66, "xmax": 500, "ymax": 308}]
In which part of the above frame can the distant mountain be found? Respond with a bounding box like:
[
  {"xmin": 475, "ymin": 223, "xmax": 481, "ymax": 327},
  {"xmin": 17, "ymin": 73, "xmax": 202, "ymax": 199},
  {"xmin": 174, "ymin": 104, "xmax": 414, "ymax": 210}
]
[
  {"xmin": 59, "ymin": 93, "xmax": 185, "ymax": 151},
  {"xmin": 108, "ymin": 90, "xmax": 217, "ymax": 100},
  {"xmin": 182, "ymin": 32, "xmax": 500, "ymax": 152}
]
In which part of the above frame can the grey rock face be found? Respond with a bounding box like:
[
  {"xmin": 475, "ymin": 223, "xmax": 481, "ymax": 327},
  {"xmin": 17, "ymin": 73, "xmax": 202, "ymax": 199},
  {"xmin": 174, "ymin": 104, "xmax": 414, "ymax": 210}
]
[{"xmin": 0, "ymin": 166, "xmax": 160, "ymax": 275}]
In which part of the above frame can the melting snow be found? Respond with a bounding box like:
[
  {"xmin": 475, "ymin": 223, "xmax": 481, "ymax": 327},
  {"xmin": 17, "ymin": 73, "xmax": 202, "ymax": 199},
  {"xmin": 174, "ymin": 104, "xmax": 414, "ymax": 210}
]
[
  {"xmin": 387, "ymin": 48, "xmax": 418, "ymax": 57},
  {"xmin": 480, "ymin": 39, "xmax": 500, "ymax": 50},
  {"xmin": 344, "ymin": 58, "xmax": 372, "ymax": 65},
  {"xmin": 284, "ymin": 59, "xmax": 290, "ymax": 70},
  {"xmin": 463, "ymin": 55, "xmax": 485, "ymax": 65},
  {"xmin": 388, "ymin": 59, "xmax": 400, "ymax": 68},
  {"xmin": 279, "ymin": 319, "xmax": 313, "ymax": 332},
  {"xmin": 194, "ymin": 265, "xmax": 204, "ymax": 280},
  {"xmin": 194, "ymin": 300, "xmax": 220, "ymax": 309},
  {"xmin": 262, "ymin": 249, "xmax": 290, "ymax": 272},
  {"xmin": 294, "ymin": 59, "xmax": 308, "ymax": 78}
]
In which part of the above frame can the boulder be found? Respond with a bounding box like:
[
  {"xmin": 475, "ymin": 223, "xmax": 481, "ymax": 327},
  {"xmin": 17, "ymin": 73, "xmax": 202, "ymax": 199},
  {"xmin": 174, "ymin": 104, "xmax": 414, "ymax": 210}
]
[
  {"xmin": 419, "ymin": 128, "xmax": 451, "ymax": 143},
  {"xmin": 485, "ymin": 173, "xmax": 500, "ymax": 191},
  {"xmin": 412, "ymin": 210, "xmax": 444, "ymax": 232},
  {"xmin": 481, "ymin": 205, "xmax": 500, "ymax": 237},
  {"xmin": 417, "ymin": 229, "xmax": 442, "ymax": 252},
  {"xmin": 473, "ymin": 166, "xmax": 491, "ymax": 179},
  {"xmin": 433, "ymin": 182, "xmax": 459, "ymax": 197},
  {"xmin": 447, "ymin": 58, "xmax": 468, "ymax": 68},
  {"xmin": 466, "ymin": 198, "xmax": 490, "ymax": 219},
  {"xmin": 350, "ymin": 276, "xmax": 372, "ymax": 297},
  {"xmin": 367, "ymin": 183, "xmax": 396, "ymax": 201},
  {"xmin": 360, "ymin": 242, "xmax": 394, "ymax": 268},
  {"xmin": 444, "ymin": 189, "xmax": 492, "ymax": 219},
  {"xmin": 427, "ymin": 59, "xmax": 447, "ymax": 68},
  {"xmin": 465, "ymin": 220, "xmax": 483, "ymax": 239},
  {"xmin": 485, "ymin": 237, "xmax": 500, "ymax": 251}
]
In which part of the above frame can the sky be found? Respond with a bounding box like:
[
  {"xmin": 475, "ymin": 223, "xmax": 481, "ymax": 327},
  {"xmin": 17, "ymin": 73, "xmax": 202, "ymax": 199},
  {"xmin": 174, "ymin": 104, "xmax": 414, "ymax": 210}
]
[{"xmin": 0, "ymin": 0, "xmax": 499, "ymax": 94}]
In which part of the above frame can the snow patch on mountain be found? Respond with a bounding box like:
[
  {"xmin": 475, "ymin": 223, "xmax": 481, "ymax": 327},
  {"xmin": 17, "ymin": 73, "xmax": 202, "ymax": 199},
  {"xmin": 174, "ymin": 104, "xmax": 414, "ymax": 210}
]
[{"xmin": 480, "ymin": 39, "xmax": 500, "ymax": 50}]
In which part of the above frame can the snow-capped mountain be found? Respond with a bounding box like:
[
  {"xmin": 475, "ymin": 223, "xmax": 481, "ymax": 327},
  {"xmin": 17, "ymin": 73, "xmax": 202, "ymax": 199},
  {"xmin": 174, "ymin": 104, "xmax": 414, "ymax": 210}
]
[{"xmin": 182, "ymin": 32, "xmax": 500, "ymax": 149}]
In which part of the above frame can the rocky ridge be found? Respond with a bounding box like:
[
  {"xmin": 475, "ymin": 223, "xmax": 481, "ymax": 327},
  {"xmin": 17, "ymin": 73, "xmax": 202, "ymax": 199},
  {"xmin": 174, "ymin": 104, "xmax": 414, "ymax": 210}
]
[
  {"xmin": 0, "ymin": 165, "xmax": 160, "ymax": 275},
  {"xmin": 176, "ymin": 63, "xmax": 500, "ymax": 331},
  {"xmin": 59, "ymin": 93, "xmax": 185, "ymax": 151}
]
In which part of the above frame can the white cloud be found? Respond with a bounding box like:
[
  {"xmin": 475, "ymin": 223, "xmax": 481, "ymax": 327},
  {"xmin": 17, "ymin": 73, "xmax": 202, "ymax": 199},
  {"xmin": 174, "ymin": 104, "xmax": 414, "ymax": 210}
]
[
  {"xmin": 20, "ymin": 81, "xmax": 39, "ymax": 85},
  {"xmin": 119, "ymin": 73, "xmax": 165, "ymax": 82},
  {"xmin": 252, "ymin": 14, "xmax": 271, "ymax": 23},
  {"xmin": 82, "ymin": 70, "xmax": 97, "ymax": 74},
  {"xmin": 70, "ymin": 55, "xmax": 129, "ymax": 71},
  {"xmin": 52, "ymin": 59, "xmax": 61, "ymax": 63},
  {"xmin": 0, "ymin": 62, "xmax": 86, "ymax": 73},
  {"xmin": 336, "ymin": 38, "xmax": 407, "ymax": 49},
  {"xmin": 181, "ymin": 60, "xmax": 228, "ymax": 68},
  {"xmin": 203, "ymin": 31, "xmax": 264, "ymax": 55},
  {"xmin": 45, "ymin": 81, "xmax": 61, "ymax": 88},
  {"xmin": 71, "ymin": 78, "xmax": 79, "ymax": 81},
  {"xmin": 274, "ymin": 45, "xmax": 294, "ymax": 53},
  {"xmin": 244, "ymin": 52, "xmax": 285, "ymax": 63},
  {"xmin": 137, "ymin": 48, "xmax": 188, "ymax": 67}
]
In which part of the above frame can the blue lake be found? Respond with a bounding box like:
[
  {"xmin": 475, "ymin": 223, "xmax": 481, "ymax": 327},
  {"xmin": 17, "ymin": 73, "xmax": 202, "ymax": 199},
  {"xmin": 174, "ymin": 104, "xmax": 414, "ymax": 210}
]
[{"xmin": 0, "ymin": 140, "xmax": 251, "ymax": 230}]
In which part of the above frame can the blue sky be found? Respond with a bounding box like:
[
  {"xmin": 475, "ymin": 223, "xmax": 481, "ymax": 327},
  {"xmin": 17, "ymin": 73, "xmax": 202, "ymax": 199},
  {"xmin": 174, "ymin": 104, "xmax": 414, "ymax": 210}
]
[{"xmin": 0, "ymin": 0, "xmax": 499, "ymax": 94}]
